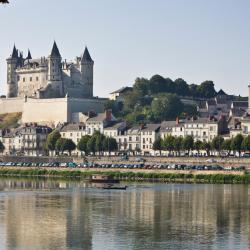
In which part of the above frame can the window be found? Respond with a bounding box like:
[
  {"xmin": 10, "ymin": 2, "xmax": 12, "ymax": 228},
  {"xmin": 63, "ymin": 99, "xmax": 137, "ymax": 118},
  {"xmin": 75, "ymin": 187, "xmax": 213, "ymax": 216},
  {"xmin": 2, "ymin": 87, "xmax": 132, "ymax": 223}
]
[
  {"xmin": 36, "ymin": 77, "xmax": 39, "ymax": 81},
  {"xmin": 129, "ymin": 137, "xmax": 132, "ymax": 141},
  {"xmin": 70, "ymin": 133, "xmax": 73, "ymax": 136},
  {"xmin": 23, "ymin": 77, "xmax": 25, "ymax": 82},
  {"xmin": 30, "ymin": 77, "xmax": 32, "ymax": 81}
]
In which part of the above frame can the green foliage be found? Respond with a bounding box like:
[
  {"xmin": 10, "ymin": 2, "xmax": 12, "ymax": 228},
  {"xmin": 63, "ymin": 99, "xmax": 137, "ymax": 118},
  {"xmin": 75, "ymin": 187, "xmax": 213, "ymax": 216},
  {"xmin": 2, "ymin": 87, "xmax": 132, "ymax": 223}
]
[
  {"xmin": 201, "ymin": 141, "xmax": 211, "ymax": 156},
  {"xmin": 151, "ymin": 94, "xmax": 184, "ymax": 121},
  {"xmin": 211, "ymin": 136, "xmax": 224, "ymax": 152},
  {"xmin": 173, "ymin": 136, "xmax": 183, "ymax": 155},
  {"xmin": 77, "ymin": 135, "xmax": 91, "ymax": 153},
  {"xmin": 0, "ymin": 112, "xmax": 22, "ymax": 129},
  {"xmin": 197, "ymin": 81, "xmax": 216, "ymax": 98},
  {"xmin": 162, "ymin": 135, "xmax": 175, "ymax": 152},
  {"xmin": 194, "ymin": 140, "xmax": 202, "ymax": 153},
  {"xmin": 222, "ymin": 139, "xmax": 232, "ymax": 151},
  {"xmin": 231, "ymin": 134, "xmax": 244, "ymax": 156},
  {"xmin": 55, "ymin": 138, "xmax": 76, "ymax": 155},
  {"xmin": 87, "ymin": 136, "xmax": 96, "ymax": 155},
  {"xmin": 46, "ymin": 130, "xmax": 61, "ymax": 151},
  {"xmin": 242, "ymin": 135, "xmax": 250, "ymax": 151},
  {"xmin": 182, "ymin": 135, "xmax": 194, "ymax": 153},
  {"xmin": 153, "ymin": 138, "xmax": 163, "ymax": 151},
  {"xmin": 103, "ymin": 137, "xmax": 118, "ymax": 153}
]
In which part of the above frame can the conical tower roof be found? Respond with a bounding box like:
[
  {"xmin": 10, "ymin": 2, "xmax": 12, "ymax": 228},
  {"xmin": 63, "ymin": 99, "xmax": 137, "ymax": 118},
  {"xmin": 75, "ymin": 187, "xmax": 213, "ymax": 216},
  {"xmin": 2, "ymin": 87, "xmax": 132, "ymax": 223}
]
[
  {"xmin": 50, "ymin": 41, "xmax": 61, "ymax": 57},
  {"xmin": 81, "ymin": 47, "xmax": 93, "ymax": 62},
  {"xmin": 11, "ymin": 44, "xmax": 18, "ymax": 59},
  {"xmin": 26, "ymin": 49, "xmax": 32, "ymax": 60}
]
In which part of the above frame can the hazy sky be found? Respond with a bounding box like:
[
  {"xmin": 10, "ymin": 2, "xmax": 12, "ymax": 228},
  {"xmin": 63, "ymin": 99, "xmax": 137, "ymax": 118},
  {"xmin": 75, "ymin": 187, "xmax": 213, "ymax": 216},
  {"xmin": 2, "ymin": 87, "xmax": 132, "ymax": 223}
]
[{"xmin": 0, "ymin": 0, "xmax": 250, "ymax": 97}]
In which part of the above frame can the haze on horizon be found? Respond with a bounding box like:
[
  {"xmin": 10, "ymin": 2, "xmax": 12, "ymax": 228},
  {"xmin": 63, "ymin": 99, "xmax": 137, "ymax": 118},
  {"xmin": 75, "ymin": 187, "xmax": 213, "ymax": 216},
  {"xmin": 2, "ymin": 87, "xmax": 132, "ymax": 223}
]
[{"xmin": 0, "ymin": 0, "xmax": 250, "ymax": 97}]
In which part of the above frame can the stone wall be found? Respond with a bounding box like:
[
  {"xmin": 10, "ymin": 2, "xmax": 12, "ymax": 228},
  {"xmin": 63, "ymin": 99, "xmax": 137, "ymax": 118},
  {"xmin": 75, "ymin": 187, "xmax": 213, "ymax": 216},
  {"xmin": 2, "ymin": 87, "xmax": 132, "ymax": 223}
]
[{"xmin": 0, "ymin": 97, "xmax": 24, "ymax": 114}]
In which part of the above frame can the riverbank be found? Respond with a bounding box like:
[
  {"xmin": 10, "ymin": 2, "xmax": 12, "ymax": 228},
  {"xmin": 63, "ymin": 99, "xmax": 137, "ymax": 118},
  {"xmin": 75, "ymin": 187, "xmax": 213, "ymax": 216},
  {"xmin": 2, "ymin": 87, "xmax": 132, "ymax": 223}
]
[{"xmin": 0, "ymin": 167, "xmax": 249, "ymax": 184}]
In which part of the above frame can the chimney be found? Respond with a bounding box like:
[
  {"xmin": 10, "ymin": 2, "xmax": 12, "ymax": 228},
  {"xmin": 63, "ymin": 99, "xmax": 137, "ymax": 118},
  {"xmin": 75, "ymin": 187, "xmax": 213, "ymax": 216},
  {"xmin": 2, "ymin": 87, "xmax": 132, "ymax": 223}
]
[
  {"xmin": 105, "ymin": 109, "xmax": 112, "ymax": 121},
  {"xmin": 88, "ymin": 110, "xmax": 96, "ymax": 118},
  {"xmin": 176, "ymin": 116, "xmax": 179, "ymax": 125}
]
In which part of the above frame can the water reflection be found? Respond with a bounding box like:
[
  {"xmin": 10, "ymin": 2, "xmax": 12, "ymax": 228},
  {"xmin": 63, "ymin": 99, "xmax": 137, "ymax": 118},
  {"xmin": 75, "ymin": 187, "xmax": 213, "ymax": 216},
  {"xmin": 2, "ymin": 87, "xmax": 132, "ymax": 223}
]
[{"xmin": 0, "ymin": 178, "xmax": 249, "ymax": 250}]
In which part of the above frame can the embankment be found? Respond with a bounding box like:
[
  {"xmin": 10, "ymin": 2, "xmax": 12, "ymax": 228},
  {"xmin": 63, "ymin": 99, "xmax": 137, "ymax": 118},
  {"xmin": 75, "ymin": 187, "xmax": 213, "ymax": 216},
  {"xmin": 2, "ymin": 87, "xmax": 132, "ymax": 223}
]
[{"xmin": 0, "ymin": 167, "xmax": 249, "ymax": 184}]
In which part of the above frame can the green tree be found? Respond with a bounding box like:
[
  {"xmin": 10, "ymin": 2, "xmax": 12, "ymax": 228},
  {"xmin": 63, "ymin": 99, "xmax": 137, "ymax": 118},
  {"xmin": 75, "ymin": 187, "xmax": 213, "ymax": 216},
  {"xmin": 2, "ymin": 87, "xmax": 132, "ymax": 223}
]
[
  {"xmin": 153, "ymin": 138, "xmax": 163, "ymax": 155},
  {"xmin": 182, "ymin": 135, "xmax": 194, "ymax": 155},
  {"xmin": 194, "ymin": 140, "xmax": 202, "ymax": 155},
  {"xmin": 173, "ymin": 136, "xmax": 183, "ymax": 156},
  {"xmin": 103, "ymin": 137, "xmax": 118, "ymax": 154},
  {"xmin": 231, "ymin": 134, "xmax": 244, "ymax": 157},
  {"xmin": 241, "ymin": 135, "xmax": 250, "ymax": 152},
  {"xmin": 201, "ymin": 141, "xmax": 211, "ymax": 156},
  {"xmin": 46, "ymin": 130, "xmax": 61, "ymax": 153},
  {"xmin": 77, "ymin": 135, "xmax": 91, "ymax": 154},
  {"xmin": 162, "ymin": 135, "xmax": 175, "ymax": 154},
  {"xmin": 197, "ymin": 81, "xmax": 217, "ymax": 98},
  {"xmin": 211, "ymin": 136, "xmax": 224, "ymax": 155},
  {"xmin": 174, "ymin": 78, "xmax": 190, "ymax": 96},
  {"xmin": 149, "ymin": 75, "xmax": 167, "ymax": 94},
  {"xmin": 0, "ymin": 140, "xmax": 5, "ymax": 154},
  {"xmin": 55, "ymin": 138, "xmax": 66, "ymax": 154},
  {"xmin": 151, "ymin": 94, "xmax": 184, "ymax": 121},
  {"xmin": 87, "ymin": 136, "xmax": 96, "ymax": 155},
  {"xmin": 222, "ymin": 139, "xmax": 232, "ymax": 156}
]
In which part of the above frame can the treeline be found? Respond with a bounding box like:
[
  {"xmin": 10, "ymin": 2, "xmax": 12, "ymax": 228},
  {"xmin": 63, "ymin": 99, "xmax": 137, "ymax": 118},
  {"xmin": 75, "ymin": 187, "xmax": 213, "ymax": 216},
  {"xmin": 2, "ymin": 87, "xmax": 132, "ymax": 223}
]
[
  {"xmin": 45, "ymin": 130, "xmax": 118, "ymax": 155},
  {"xmin": 106, "ymin": 75, "xmax": 220, "ymax": 124},
  {"xmin": 153, "ymin": 134, "xmax": 250, "ymax": 156}
]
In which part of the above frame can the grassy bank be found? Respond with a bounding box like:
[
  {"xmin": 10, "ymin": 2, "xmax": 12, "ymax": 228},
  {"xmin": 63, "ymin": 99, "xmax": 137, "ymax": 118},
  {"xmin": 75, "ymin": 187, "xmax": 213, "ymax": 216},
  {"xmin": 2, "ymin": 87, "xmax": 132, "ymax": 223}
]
[{"xmin": 0, "ymin": 168, "xmax": 249, "ymax": 184}]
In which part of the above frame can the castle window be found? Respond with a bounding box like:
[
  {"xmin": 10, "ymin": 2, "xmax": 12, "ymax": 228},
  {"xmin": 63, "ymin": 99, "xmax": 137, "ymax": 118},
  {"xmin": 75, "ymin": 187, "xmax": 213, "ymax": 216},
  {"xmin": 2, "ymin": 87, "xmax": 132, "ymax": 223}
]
[
  {"xmin": 36, "ymin": 77, "xmax": 39, "ymax": 81},
  {"xmin": 30, "ymin": 77, "xmax": 32, "ymax": 81},
  {"xmin": 17, "ymin": 76, "xmax": 20, "ymax": 81},
  {"xmin": 23, "ymin": 77, "xmax": 25, "ymax": 82}
]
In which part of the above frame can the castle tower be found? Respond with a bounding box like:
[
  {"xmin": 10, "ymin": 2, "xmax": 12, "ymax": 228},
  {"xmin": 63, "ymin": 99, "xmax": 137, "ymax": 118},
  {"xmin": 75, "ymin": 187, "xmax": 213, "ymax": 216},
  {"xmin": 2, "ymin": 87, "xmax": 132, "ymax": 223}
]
[
  {"xmin": 47, "ymin": 41, "xmax": 63, "ymax": 96},
  {"xmin": 80, "ymin": 47, "xmax": 94, "ymax": 97},
  {"xmin": 6, "ymin": 45, "xmax": 19, "ymax": 97}
]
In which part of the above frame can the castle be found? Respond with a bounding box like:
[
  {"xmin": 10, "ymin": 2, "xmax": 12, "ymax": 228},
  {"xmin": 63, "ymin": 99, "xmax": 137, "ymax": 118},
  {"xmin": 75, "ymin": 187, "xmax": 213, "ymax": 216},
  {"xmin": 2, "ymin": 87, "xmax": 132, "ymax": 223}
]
[
  {"xmin": 0, "ymin": 42, "xmax": 106, "ymax": 125},
  {"xmin": 7, "ymin": 42, "xmax": 94, "ymax": 99}
]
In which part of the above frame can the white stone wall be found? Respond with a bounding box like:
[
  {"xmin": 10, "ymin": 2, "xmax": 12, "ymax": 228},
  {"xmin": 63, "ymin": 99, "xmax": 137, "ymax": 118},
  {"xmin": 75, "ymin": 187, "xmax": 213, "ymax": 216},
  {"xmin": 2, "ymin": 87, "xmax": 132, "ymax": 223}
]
[{"xmin": 0, "ymin": 97, "xmax": 24, "ymax": 114}]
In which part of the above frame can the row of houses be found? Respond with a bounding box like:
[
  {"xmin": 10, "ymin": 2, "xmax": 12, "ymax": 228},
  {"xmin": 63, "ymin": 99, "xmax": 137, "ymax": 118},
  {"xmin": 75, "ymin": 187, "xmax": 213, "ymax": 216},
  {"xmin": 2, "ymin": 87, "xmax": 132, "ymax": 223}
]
[{"xmin": 2, "ymin": 107, "xmax": 250, "ymax": 156}]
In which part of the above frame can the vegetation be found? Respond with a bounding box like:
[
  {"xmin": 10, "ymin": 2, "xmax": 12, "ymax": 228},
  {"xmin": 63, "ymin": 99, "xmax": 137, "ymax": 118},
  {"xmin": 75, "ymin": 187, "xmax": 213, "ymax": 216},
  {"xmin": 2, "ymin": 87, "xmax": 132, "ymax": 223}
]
[
  {"xmin": 0, "ymin": 168, "xmax": 249, "ymax": 184},
  {"xmin": 108, "ymin": 75, "xmax": 219, "ymax": 124},
  {"xmin": 0, "ymin": 112, "xmax": 22, "ymax": 129}
]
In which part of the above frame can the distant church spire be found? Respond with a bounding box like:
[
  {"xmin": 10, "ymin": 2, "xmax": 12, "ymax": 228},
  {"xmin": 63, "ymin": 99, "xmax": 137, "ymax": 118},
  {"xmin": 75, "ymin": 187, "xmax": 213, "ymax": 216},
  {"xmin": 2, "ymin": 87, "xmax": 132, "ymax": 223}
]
[
  {"xmin": 81, "ymin": 47, "xmax": 93, "ymax": 62},
  {"xmin": 50, "ymin": 41, "xmax": 61, "ymax": 57},
  {"xmin": 26, "ymin": 49, "xmax": 32, "ymax": 60},
  {"xmin": 11, "ymin": 44, "xmax": 18, "ymax": 59}
]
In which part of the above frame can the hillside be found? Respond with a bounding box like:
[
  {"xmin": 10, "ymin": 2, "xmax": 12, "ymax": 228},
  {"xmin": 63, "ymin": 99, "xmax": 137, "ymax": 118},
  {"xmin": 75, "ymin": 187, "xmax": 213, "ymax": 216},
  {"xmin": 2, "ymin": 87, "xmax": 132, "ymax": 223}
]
[{"xmin": 0, "ymin": 113, "xmax": 22, "ymax": 129}]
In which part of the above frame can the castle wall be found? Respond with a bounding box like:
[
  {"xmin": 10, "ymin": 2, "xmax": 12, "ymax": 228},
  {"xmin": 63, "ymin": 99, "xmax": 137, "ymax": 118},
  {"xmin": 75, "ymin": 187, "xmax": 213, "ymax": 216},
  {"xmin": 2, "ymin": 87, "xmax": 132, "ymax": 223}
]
[
  {"xmin": 22, "ymin": 98, "xmax": 68, "ymax": 125},
  {"xmin": 0, "ymin": 97, "xmax": 24, "ymax": 114}
]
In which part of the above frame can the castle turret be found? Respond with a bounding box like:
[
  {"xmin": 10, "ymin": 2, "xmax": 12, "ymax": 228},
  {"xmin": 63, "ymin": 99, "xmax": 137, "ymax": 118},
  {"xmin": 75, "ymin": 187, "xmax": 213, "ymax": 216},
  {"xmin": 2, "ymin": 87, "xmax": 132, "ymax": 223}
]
[
  {"xmin": 80, "ymin": 47, "xmax": 94, "ymax": 97},
  {"xmin": 26, "ymin": 49, "xmax": 32, "ymax": 60},
  {"xmin": 6, "ymin": 45, "xmax": 19, "ymax": 97},
  {"xmin": 47, "ymin": 41, "xmax": 63, "ymax": 97}
]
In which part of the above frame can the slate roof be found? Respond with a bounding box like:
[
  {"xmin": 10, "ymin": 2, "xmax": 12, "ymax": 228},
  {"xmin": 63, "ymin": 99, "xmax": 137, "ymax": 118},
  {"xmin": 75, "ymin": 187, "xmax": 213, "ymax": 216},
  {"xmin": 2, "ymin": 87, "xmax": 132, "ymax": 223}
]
[
  {"xmin": 110, "ymin": 87, "xmax": 133, "ymax": 94},
  {"xmin": 232, "ymin": 101, "xmax": 248, "ymax": 108},
  {"xmin": 50, "ymin": 41, "xmax": 61, "ymax": 57},
  {"xmin": 60, "ymin": 123, "xmax": 85, "ymax": 132},
  {"xmin": 141, "ymin": 124, "xmax": 161, "ymax": 132},
  {"xmin": 81, "ymin": 47, "xmax": 93, "ymax": 62}
]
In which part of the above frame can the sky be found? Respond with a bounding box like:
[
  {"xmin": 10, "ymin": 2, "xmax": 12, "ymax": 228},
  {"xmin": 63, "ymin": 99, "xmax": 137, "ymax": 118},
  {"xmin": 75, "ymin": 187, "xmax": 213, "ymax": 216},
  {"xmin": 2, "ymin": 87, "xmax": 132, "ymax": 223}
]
[{"xmin": 0, "ymin": 0, "xmax": 250, "ymax": 97}]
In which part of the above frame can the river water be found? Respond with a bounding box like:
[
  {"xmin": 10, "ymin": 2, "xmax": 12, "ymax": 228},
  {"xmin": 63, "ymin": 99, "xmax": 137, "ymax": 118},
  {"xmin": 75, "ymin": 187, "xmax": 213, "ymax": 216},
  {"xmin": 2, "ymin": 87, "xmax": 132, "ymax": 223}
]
[{"xmin": 0, "ymin": 178, "xmax": 249, "ymax": 250}]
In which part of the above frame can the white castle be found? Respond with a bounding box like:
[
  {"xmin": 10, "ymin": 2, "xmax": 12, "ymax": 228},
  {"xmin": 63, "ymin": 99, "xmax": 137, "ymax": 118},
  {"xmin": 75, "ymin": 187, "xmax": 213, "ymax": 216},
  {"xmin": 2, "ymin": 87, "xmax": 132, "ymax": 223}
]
[
  {"xmin": 1, "ymin": 42, "xmax": 106, "ymax": 125},
  {"xmin": 7, "ymin": 42, "xmax": 94, "ymax": 99}
]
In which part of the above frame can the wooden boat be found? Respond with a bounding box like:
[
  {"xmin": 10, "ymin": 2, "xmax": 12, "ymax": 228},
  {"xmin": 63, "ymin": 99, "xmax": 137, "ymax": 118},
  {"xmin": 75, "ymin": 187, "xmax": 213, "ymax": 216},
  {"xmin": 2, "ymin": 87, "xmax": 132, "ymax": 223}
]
[
  {"xmin": 102, "ymin": 185, "xmax": 127, "ymax": 190},
  {"xmin": 89, "ymin": 174, "xmax": 119, "ymax": 183}
]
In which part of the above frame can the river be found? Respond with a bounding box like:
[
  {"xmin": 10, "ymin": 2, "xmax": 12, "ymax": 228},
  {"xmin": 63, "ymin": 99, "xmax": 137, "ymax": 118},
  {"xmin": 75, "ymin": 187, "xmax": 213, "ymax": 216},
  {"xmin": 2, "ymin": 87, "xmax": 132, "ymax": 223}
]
[{"xmin": 0, "ymin": 178, "xmax": 249, "ymax": 250}]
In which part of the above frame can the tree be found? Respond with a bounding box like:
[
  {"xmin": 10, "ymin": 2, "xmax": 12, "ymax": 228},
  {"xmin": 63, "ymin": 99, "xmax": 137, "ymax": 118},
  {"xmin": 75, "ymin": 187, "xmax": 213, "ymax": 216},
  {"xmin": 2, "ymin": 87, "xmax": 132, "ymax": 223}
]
[
  {"xmin": 55, "ymin": 138, "xmax": 66, "ymax": 154},
  {"xmin": 151, "ymin": 94, "xmax": 184, "ymax": 121},
  {"xmin": 182, "ymin": 135, "xmax": 194, "ymax": 155},
  {"xmin": 87, "ymin": 136, "xmax": 96, "ymax": 155},
  {"xmin": 194, "ymin": 140, "xmax": 202, "ymax": 155},
  {"xmin": 222, "ymin": 139, "xmax": 232, "ymax": 156},
  {"xmin": 197, "ymin": 81, "xmax": 217, "ymax": 98},
  {"xmin": 174, "ymin": 78, "xmax": 190, "ymax": 96},
  {"xmin": 46, "ymin": 130, "xmax": 61, "ymax": 153},
  {"xmin": 162, "ymin": 135, "xmax": 175, "ymax": 154},
  {"xmin": 211, "ymin": 136, "xmax": 224, "ymax": 155},
  {"xmin": 133, "ymin": 77, "xmax": 149, "ymax": 96},
  {"xmin": 95, "ymin": 133, "xmax": 105, "ymax": 154},
  {"xmin": 202, "ymin": 141, "xmax": 211, "ymax": 156},
  {"xmin": 173, "ymin": 136, "xmax": 183, "ymax": 156},
  {"xmin": 0, "ymin": 140, "xmax": 5, "ymax": 154},
  {"xmin": 241, "ymin": 135, "xmax": 250, "ymax": 152},
  {"xmin": 103, "ymin": 137, "xmax": 118, "ymax": 154},
  {"xmin": 63, "ymin": 139, "xmax": 76, "ymax": 155},
  {"xmin": 77, "ymin": 135, "xmax": 91, "ymax": 155},
  {"xmin": 149, "ymin": 75, "xmax": 167, "ymax": 94},
  {"xmin": 153, "ymin": 138, "xmax": 163, "ymax": 155},
  {"xmin": 231, "ymin": 134, "xmax": 244, "ymax": 157}
]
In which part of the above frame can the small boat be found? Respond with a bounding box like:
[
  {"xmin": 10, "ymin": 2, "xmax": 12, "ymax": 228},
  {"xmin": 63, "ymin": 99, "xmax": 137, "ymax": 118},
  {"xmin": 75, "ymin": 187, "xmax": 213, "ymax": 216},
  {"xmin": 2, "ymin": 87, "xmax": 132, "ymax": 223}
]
[
  {"xmin": 102, "ymin": 185, "xmax": 127, "ymax": 190},
  {"xmin": 89, "ymin": 174, "xmax": 119, "ymax": 183}
]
